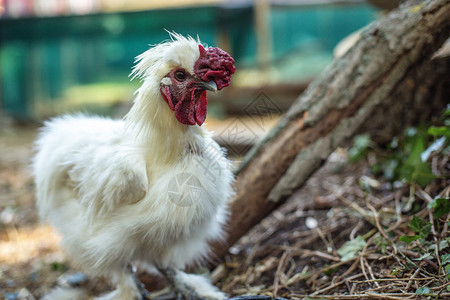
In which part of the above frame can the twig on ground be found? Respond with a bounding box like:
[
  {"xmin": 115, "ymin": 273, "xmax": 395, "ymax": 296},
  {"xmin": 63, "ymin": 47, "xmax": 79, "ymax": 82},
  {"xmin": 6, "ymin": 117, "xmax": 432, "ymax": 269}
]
[
  {"xmin": 337, "ymin": 195, "xmax": 376, "ymax": 227},
  {"xmin": 309, "ymin": 273, "xmax": 364, "ymax": 296},
  {"xmin": 273, "ymin": 250, "xmax": 289, "ymax": 297}
]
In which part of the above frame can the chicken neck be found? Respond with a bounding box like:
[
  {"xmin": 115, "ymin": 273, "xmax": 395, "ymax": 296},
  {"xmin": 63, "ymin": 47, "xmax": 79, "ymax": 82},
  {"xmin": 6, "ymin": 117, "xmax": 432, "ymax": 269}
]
[{"xmin": 124, "ymin": 82, "xmax": 205, "ymax": 166}]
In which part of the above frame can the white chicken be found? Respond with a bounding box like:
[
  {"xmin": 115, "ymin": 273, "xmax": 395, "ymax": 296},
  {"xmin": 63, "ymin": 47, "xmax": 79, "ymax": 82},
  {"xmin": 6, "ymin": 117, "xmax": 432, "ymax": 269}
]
[{"xmin": 33, "ymin": 33, "xmax": 235, "ymax": 300}]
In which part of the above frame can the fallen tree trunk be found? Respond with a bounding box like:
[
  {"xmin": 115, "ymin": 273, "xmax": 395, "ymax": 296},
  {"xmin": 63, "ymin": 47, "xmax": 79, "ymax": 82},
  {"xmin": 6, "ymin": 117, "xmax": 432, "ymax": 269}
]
[
  {"xmin": 212, "ymin": 0, "xmax": 450, "ymax": 260},
  {"xmin": 355, "ymin": 43, "xmax": 450, "ymax": 145}
]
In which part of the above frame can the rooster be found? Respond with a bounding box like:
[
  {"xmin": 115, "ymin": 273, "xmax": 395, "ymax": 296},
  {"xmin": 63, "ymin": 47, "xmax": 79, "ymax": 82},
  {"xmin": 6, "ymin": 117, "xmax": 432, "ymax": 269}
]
[{"xmin": 33, "ymin": 33, "xmax": 235, "ymax": 300}]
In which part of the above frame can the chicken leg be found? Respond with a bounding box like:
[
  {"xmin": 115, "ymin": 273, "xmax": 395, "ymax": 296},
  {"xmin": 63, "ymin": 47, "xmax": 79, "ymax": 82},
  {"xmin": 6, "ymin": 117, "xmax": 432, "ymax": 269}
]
[
  {"xmin": 94, "ymin": 270, "xmax": 143, "ymax": 300},
  {"xmin": 129, "ymin": 265, "xmax": 151, "ymax": 300},
  {"xmin": 158, "ymin": 267, "xmax": 226, "ymax": 300}
]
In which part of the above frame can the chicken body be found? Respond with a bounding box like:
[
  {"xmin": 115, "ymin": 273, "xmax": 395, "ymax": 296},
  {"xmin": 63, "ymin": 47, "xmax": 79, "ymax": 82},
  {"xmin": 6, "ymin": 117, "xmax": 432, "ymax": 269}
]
[{"xmin": 34, "ymin": 34, "xmax": 234, "ymax": 300}]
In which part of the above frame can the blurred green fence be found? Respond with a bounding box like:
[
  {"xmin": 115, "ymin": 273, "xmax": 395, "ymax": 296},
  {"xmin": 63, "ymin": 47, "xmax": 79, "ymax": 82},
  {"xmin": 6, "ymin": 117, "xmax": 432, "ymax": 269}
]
[{"xmin": 0, "ymin": 3, "xmax": 377, "ymax": 119}]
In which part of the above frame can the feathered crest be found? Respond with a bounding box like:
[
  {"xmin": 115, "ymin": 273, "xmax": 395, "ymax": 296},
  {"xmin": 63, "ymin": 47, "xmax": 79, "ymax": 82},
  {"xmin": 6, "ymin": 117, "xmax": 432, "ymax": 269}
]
[{"xmin": 131, "ymin": 31, "xmax": 203, "ymax": 81}]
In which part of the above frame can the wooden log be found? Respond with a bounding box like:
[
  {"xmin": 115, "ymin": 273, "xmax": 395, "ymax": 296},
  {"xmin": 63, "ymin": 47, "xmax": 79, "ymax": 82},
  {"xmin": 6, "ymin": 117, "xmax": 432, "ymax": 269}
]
[{"xmin": 211, "ymin": 0, "xmax": 450, "ymax": 260}]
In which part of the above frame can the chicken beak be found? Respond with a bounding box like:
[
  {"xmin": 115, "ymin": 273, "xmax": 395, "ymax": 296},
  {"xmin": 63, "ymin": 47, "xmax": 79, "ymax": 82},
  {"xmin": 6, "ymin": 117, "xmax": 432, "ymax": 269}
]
[{"xmin": 195, "ymin": 80, "xmax": 218, "ymax": 92}]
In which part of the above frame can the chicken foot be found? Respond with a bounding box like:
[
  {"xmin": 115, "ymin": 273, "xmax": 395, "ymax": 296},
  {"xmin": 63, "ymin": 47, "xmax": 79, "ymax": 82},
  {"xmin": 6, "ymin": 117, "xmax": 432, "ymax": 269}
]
[
  {"xmin": 158, "ymin": 267, "xmax": 202, "ymax": 300},
  {"xmin": 158, "ymin": 267, "xmax": 226, "ymax": 300},
  {"xmin": 128, "ymin": 264, "xmax": 151, "ymax": 300}
]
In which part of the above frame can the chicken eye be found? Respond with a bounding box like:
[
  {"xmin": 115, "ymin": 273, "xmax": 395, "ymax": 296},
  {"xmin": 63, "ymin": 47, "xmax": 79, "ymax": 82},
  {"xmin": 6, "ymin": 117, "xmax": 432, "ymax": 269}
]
[{"xmin": 174, "ymin": 70, "xmax": 187, "ymax": 82}]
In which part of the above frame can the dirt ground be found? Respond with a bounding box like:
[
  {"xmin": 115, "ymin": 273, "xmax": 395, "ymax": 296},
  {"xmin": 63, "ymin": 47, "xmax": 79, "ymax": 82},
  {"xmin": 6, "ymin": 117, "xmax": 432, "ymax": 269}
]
[{"xmin": 0, "ymin": 122, "xmax": 449, "ymax": 300}]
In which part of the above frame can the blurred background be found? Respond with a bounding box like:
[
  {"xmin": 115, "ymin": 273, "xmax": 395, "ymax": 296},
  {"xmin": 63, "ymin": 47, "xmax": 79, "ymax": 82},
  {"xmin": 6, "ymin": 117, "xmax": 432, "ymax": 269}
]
[
  {"xmin": 0, "ymin": 0, "xmax": 382, "ymax": 122},
  {"xmin": 1, "ymin": 1, "xmax": 417, "ymax": 299}
]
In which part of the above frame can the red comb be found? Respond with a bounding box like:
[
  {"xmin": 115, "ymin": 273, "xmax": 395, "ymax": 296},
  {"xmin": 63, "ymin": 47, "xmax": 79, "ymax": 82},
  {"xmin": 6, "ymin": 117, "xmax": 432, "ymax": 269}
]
[{"xmin": 194, "ymin": 45, "xmax": 235, "ymax": 90}]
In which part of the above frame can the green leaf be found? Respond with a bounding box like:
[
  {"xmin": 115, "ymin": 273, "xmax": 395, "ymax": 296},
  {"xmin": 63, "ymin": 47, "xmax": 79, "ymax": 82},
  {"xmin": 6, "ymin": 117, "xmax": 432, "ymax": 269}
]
[
  {"xmin": 419, "ymin": 223, "xmax": 432, "ymax": 243},
  {"xmin": 408, "ymin": 216, "xmax": 431, "ymax": 242},
  {"xmin": 415, "ymin": 286, "xmax": 431, "ymax": 295},
  {"xmin": 337, "ymin": 236, "xmax": 367, "ymax": 261},
  {"xmin": 400, "ymin": 136, "xmax": 435, "ymax": 187},
  {"xmin": 440, "ymin": 239, "xmax": 450, "ymax": 251},
  {"xmin": 413, "ymin": 252, "xmax": 433, "ymax": 261},
  {"xmin": 427, "ymin": 197, "xmax": 450, "ymax": 219},
  {"xmin": 399, "ymin": 235, "xmax": 419, "ymax": 243},
  {"xmin": 441, "ymin": 254, "xmax": 450, "ymax": 265},
  {"xmin": 409, "ymin": 216, "xmax": 425, "ymax": 232},
  {"xmin": 428, "ymin": 126, "xmax": 450, "ymax": 137}
]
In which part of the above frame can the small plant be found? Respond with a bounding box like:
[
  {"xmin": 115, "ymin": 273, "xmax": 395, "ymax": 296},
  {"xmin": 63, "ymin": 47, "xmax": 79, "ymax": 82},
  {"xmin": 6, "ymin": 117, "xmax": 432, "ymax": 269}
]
[
  {"xmin": 348, "ymin": 134, "xmax": 373, "ymax": 163},
  {"xmin": 399, "ymin": 215, "xmax": 432, "ymax": 244},
  {"xmin": 369, "ymin": 105, "xmax": 450, "ymax": 188},
  {"xmin": 347, "ymin": 106, "xmax": 450, "ymax": 298}
]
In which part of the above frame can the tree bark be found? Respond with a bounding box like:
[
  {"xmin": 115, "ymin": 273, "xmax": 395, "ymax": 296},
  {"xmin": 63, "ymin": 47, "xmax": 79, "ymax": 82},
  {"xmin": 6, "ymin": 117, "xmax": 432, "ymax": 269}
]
[
  {"xmin": 212, "ymin": 0, "xmax": 450, "ymax": 260},
  {"xmin": 356, "ymin": 44, "xmax": 450, "ymax": 145}
]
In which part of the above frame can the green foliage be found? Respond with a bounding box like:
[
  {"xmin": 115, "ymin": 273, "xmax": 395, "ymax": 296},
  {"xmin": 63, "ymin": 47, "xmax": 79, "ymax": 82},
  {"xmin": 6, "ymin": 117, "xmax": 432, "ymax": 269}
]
[
  {"xmin": 374, "ymin": 235, "xmax": 388, "ymax": 254},
  {"xmin": 443, "ymin": 251, "xmax": 450, "ymax": 280},
  {"xmin": 413, "ymin": 252, "xmax": 433, "ymax": 261},
  {"xmin": 415, "ymin": 286, "xmax": 430, "ymax": 295},
  {"xmin": 400, "ymin": 213, "xmax": 450, "ymax": 281},
  {"xmin": 428, "ymin": 126, "xmax": 450, "ymax": 137},
  {"xmin": 427, "ymin": 197, "xmax": 450, "ymax": 219},
  {"xmin": 409, "ymin": 215, "xmax": 426, "ymax": 232},
  {"xmin": 430, "ymin": 239, "xmax": 450, "ymax": 251},
  {"xmin": 370, "ymin": 127, "xmax": 434, "ymax": 187},
  {"xmin": 323, "ymin": 264, "xmax": 338, "ymax": 276},
  {"xmin": 441, "ymin": 253, "xmax": 450, "ymax": 265},
  {"xmin": 369, "ymin": 106, "xmax": 450, "ymax": 187},
  {"xmin": 399, "ymin": 235, "xmax": 419, "ymax": 244},
  {"xmin": 439, "ymin": 239, "xmax": 449, "ymax": 251},
  {"xmin": 400, "ymin": 133, "xmax": 435, "ymax": 187},
  {"xmin": 348, "ymin": 109, "xmax": 450, "ymax": 293},
  {"xmin": 409, "ymin": 216, "xmax": 432, "ymax": 243},
  {"xmin": 390, "ymin": 266, "xmax": 403, "ymax": 277},
  {"xmin": 337, "ymin": 236, "xmax": 366, "ymax": 261},
  {"xmin": 400, "ymin": 215, "xmax": 433, "ymax": 248},
  {"xmin": 349, "ymin": 134, "xmax": 372, "ymax": 162}
]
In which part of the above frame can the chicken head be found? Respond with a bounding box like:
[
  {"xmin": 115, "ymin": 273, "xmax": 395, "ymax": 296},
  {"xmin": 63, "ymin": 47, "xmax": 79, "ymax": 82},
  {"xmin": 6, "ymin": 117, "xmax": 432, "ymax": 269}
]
[{"xmin": 160, "ymin": 45, "xmax": 235, "ymax": 126}]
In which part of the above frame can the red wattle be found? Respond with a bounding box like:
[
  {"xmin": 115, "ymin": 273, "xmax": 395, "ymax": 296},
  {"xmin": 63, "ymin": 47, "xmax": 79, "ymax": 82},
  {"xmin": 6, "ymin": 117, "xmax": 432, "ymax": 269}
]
[
  {"xmin": 174, "ymin": 94, "xmax": 195, "ymax": 126},
  {"xmin": 161, "ymin": 86, "xmax": 174, "ymax": 110},
  {"xmin": 195, "ymin": 90, "xmax": 207, "ymax": 126},
  {"xmin": 173, "ymin": 87, "xmax": 207, "ymax": 126}
]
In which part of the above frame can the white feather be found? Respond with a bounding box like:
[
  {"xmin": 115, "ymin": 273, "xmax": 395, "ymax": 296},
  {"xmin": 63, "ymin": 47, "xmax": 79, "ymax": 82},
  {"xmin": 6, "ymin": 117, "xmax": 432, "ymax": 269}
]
[{"xmin": 34, "ymin": 34, "xmax": 233, "ymax": 300}]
